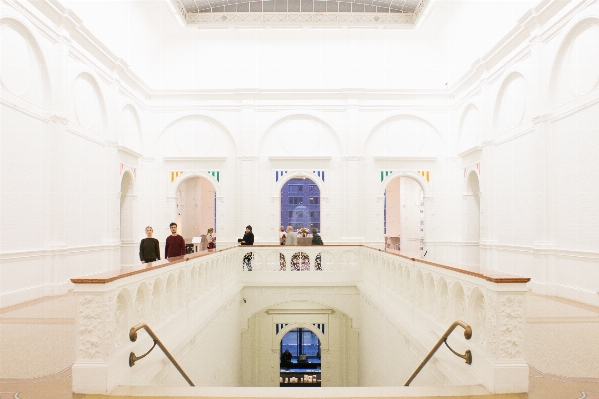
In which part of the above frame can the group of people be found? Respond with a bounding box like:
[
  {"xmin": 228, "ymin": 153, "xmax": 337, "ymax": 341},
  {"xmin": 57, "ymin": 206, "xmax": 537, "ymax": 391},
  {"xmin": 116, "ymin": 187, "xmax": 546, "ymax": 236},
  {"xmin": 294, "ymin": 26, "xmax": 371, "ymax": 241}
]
[
  {"xmin": 279, "ymin": 226, "xmax": 323, "ymax": 246},
  {"xmin": 139, "ymin": 223, "xmax": 324, "ymax": 264},
  {"xmin": 138, "ymin": 223, "xmax": 216, "ymax": 264}
]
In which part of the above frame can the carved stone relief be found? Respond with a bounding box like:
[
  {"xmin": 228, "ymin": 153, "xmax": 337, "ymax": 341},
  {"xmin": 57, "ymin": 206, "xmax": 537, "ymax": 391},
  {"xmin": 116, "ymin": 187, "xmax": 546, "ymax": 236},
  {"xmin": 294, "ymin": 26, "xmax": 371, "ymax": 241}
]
[
  {"xmin": 77, "ymin": 295, "xmax": 104, "ymax": 359},
  {"xmin": 498, "ymin": 295, "xmax": 524, "ymax": 358}
]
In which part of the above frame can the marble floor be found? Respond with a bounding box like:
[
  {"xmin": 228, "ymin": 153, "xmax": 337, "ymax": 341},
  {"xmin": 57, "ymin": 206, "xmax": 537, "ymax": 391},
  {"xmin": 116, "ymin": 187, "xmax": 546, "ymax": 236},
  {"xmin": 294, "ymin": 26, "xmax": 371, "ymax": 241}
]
[{"xmin": 1, "ymin": 292, "xmax": 598, "ymax": 399}]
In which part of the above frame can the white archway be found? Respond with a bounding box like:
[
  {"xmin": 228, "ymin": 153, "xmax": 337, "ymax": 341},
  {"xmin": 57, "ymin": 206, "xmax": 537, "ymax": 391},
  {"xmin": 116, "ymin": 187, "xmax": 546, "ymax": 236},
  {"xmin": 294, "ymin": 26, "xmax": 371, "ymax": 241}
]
[
  {"xmin": 378, "ymin": 170, "xmax": 430, "ymax": 197},
  {"xmin": 169, "ymin": 172, "xmax": 221, "ymax": 241},
  {"xmin": 379, "ymin": 171, "xmax": 430, "ymax": 255}
]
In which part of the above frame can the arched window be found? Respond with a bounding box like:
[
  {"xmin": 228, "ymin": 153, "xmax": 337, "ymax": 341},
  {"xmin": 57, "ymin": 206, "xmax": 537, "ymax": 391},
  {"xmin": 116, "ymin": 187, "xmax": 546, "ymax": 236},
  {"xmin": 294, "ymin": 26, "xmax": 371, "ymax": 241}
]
[{"xmin": 281, "ymin": 178, "xmax": 320, "ymax": 232}]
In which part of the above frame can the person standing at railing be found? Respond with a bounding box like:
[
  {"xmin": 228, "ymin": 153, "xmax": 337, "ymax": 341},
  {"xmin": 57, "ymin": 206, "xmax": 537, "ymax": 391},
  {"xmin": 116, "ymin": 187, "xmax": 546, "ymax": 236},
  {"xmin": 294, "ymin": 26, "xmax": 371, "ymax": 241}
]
[
  {"xmin": 139, "ymin": 226, "xmax": 160, "ymax": 264},
  {"xmin": 239, "ymin": 225, "xmax": 254, "ymax": 245},
  {"xmin": 285, "ymin": 226, "xmax": 297, "ymax": 245},
  {"xmin": 311, "ymin": 228, "xmax": 323, "ymax": 245},
  {"xmin": 165, "ymin": 222, "xmax": 186, "ymax": 259},
  {"xmin": 207, "ymin": 227, "xmax": 216, "ymax": 250}
]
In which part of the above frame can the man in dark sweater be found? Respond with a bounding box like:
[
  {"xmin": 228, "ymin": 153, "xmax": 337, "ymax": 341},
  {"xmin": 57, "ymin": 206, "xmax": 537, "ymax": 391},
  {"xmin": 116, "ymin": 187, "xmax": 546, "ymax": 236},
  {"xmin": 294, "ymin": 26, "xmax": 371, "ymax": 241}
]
[{"xmin": 165, "ymin": 222, "xmax": 186, "ymax": 259}]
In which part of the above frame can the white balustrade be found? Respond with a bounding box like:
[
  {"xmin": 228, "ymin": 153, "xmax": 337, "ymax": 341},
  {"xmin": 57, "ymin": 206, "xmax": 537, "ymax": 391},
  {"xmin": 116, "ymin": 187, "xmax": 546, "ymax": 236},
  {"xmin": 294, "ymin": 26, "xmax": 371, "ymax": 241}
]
[{"xmin": 71, "ymin": 245, "xmax": 528, "ymax": 394}]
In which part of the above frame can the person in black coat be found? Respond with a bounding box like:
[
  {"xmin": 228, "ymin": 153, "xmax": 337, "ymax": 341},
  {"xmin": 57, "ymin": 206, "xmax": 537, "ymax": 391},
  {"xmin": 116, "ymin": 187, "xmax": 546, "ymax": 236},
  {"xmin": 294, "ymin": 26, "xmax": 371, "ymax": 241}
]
[{"xmin": 240, "ymin": 225, "xmax": 254, "ymax": 245}]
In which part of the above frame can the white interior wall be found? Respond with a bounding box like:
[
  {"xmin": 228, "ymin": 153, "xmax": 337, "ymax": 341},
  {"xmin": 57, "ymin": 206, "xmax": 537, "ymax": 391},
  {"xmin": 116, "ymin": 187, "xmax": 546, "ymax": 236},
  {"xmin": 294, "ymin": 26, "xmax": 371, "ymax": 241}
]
[
  {"xmin": 358, "ymin": 295, "xmax": 443, "ymax": 387},
  {"xmin": 1, "ymin": 0, "xmax": 599, "ymax": 308},
  {"xmin": 154, "ymin": 296, "xmax": 242, "ymax": 387}
]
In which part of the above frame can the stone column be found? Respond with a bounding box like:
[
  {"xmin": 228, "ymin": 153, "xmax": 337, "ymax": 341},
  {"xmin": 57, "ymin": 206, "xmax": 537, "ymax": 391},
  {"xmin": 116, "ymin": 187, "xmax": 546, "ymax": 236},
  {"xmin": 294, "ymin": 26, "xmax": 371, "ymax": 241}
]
[{"xmin": 341, "ymin": 157, "xmax": 365, "ymax": 241}]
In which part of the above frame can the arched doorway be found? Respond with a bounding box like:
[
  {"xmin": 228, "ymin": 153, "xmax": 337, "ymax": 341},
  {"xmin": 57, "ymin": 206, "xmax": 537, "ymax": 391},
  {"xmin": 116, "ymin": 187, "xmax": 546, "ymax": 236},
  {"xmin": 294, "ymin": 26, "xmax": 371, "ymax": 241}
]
[
  {"xmin": 280, "ymin": 327, "xmax": 322, "ymax": 386},
  {"xmin": 463, "ymin": 171, "xmax": 480, "ymax": 267},
  {"xmin": 175, "ymin": 176, "xmax": 216, "ymax": 247},
  {"xmin": 384, "ymin": 176, "xmax": 425, "ymax": 255},
  {"xmin": 280, "ymin": 178, "xmax": 320, "ymax": 234},
  {"xmin": 120, "ymin": 172, "xmax": 135, "ymax": 265}
]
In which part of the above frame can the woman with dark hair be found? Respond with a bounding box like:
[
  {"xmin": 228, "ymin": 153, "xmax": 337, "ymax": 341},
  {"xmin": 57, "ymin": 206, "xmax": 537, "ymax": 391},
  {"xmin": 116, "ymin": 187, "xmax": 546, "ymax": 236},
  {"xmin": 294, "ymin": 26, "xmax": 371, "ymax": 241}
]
[{"xmin": 240, "ymin": 225, "xmax": 254, "ymax": 245}]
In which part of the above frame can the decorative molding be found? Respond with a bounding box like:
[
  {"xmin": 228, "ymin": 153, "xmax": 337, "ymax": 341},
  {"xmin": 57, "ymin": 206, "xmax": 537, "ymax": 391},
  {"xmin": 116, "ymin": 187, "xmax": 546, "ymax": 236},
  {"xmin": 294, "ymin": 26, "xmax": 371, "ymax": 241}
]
[
  {"xmin": 266, "ymin": 309, "xmax": 334, "ymax": 315},
  {"xmin": 480, "ymin": 140, "xmax": 494, "ymax": 147},
  {"xmin": 48, "ymin": 114, "xmax": 69, "ymax": 125},
  {"xmin": 118, "ymin": 146, "xmax": 142, "ymax": 159},
  {"xmin": 457, "ymin": 146, "xmax": 482, "ymax": 158},
  {"xmin": 236, "ymin": 156, "xmax": 259, "ymax": 161},
  {"xmin": 269, "ymin": 156, "xmax": 331, "ymax": 161},
  {"xmin": 164, "ymin": 157, "xmax": 227, "ymax": 162},
  {"xmin": 140, "ymin": 157, "xmax": 155, "ymax": 162},
  {"xmin": 373, "ymin": 156, "xmax": 436, "ymax": 162},
  {"xmin": 498, "ymin": 295, "xmax": 524, "ymax": 358},
  {"xmin": 341, "ymin": 156, "xmax": 365, "ymax": 162},
  {"xmin": 532, "ymin": 113, "xmax": 552, "ymax": 124},
  {"xmin": 105, "ymin": 140, "xmax": 120, "ymax": 148},
  {"xmin": 77, "ymin": 295, "xmax": 104, "ymax": 359},
  {"xmin": 187, "ymin": 12, "xmax": 417, "ymax": 28}
]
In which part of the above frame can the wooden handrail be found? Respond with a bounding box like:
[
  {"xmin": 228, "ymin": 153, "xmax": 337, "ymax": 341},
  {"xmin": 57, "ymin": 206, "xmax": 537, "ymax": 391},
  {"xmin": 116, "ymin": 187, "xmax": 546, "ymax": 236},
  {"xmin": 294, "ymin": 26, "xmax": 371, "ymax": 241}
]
[
  {"xmin": 404, "ymin": 320, "xmax": 472, "ymax": 386},
  {"xmin": 129, "ymin": 323, "xmax": 195, "ymax": 386}
]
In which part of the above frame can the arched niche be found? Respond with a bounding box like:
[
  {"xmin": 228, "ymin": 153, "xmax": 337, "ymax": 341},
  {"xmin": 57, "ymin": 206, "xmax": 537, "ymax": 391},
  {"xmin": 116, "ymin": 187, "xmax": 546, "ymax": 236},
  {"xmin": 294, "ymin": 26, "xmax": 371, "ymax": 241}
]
[
  {"xmin": 120, "ymin": 104, "xmax": 142, "ymax": 153},
  {"xmin": 259, "ymin": 115, "xmax": 342, "ymax": 157},
  {"xmin": 120, "ymin": 170, "xmax": 136, "ymax": 266},
  {"xmin": 156, "ymin": 115, "xmax": 236, "ymax": 157},
  {"xmin": 71, "ymin": 72, "xmax": 107, "ymax": 135},
  {"xmin": 463, "ymin": 170, "xmax": 480, "ymax": 268},
  {"xmin": 549, "ymin": 17, "xmax": 599, "ymax": 107},
  {"xmin": 457, "ymin": 104, "xmax": 480, "ymax": 153},
  {"xmin": 0, "ymin": 18, "xmax": 51, "ymax": 107},
  {"xmin": 364, "ymin": 115, "xmax": 445, "ymax": 157},
  {"xmin": 493, "ymin": 72, "xmax": 529, "ymax": 135}
]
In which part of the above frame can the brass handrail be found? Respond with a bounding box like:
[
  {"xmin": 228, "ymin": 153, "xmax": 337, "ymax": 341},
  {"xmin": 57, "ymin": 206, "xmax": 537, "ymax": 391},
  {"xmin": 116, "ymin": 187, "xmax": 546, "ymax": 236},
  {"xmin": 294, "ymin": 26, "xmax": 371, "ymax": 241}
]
[
  {"xmin": 404, "ymin": 320, "xmax": 472, "ymax": 386},
  {"xmin": 129, "ymin": 323, "xmax": 195, "ymax": 386}
]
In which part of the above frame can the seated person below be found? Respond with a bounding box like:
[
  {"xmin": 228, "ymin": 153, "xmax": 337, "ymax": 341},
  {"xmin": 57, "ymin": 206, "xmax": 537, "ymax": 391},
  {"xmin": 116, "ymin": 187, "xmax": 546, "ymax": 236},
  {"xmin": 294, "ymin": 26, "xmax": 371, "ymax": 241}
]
[
  {"xmin": 282, "ymin": 349, "xmax": 293, "ymax": 367},
  {"xmin": 239, "ymin": 225, "xmax": 254, "ymax": 245}
]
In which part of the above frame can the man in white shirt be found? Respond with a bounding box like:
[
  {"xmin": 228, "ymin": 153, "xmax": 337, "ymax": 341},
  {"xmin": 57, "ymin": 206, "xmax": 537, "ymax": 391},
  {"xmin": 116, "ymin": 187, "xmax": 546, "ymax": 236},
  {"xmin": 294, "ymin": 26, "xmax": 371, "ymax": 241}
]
[{"xmin": 285, "ymin": 226, "xmax": 297, "ymax": 245}]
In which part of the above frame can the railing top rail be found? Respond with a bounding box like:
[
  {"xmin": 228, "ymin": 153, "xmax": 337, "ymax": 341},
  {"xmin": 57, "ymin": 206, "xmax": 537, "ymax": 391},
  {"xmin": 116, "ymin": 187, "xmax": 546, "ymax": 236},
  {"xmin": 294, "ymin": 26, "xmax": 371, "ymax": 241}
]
[
  {"xmin": 70, "ymin": 244, "xmax": 529, "ymax": 285},
  {"xmin": 373, "ymin": 247, "xmax": 531, "ymax": 284},
  {"xmin": 70, "ymin": 246, "xmax": 237, "ymax": 284}
]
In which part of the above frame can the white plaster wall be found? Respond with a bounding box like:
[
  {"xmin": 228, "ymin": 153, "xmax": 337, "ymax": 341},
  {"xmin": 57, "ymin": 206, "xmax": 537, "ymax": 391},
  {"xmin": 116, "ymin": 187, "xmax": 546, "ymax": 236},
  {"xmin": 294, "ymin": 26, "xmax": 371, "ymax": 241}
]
[
  {"xmin": 155, "ymin": 295, "xmax": 242, "ymax": 387},
  {"xmin": 1, "ymin": 0, "xmax": 599, "ymax": 311},
  {"xmin": 358, "ymin": 295, "xmax": 443, "ymax": 387}
]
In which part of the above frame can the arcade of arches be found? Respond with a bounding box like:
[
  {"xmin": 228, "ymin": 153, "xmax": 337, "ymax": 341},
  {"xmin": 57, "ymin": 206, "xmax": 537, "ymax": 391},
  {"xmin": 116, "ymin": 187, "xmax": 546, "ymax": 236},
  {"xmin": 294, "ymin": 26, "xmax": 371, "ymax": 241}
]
[{"xmin": 2, "ymin": 1, "xmax": 599, "ymax": 398}]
